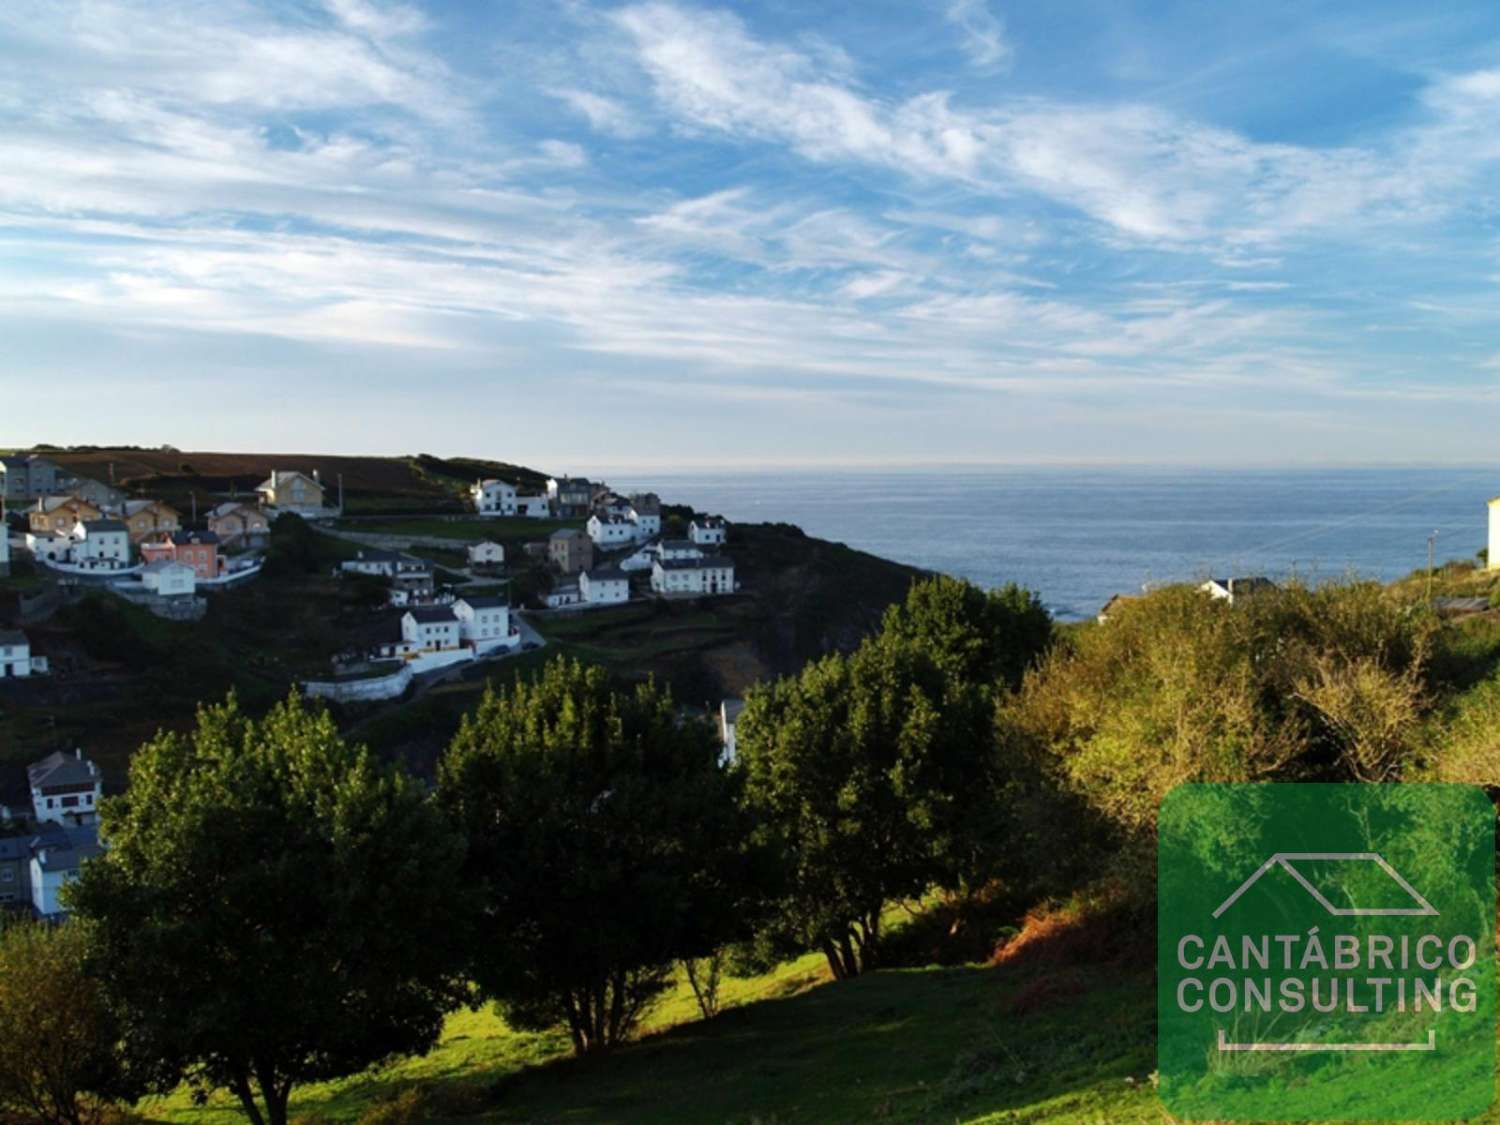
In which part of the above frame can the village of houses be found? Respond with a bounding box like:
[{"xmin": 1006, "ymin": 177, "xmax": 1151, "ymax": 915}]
[{"xmin": 0, "ymin": 452, "xmax": 744, "ymax": 918}]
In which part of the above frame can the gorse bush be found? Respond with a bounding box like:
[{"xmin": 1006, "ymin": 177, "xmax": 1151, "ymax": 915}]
[{"xmin": 1002, "ymin": 580, "xmax": 1441, "ymax": 853}]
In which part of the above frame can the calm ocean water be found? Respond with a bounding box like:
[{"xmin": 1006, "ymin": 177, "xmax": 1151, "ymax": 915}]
[{"xmin": 602, "ymin": 466, "xmax": 1500, "ymax": 622}]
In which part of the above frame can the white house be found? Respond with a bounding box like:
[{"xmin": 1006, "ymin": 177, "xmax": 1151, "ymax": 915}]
[
  {"xmin": 71, "ymin": 519, "xmax": 131, "ymax": 567},
  {"xmin": 28, "ymin": 750, "xmax": 102, "ymax": 825},
  {"xmin": 546, "ymin": 582, "xmax": 581, "ymax": 608},
  {"xmin": 1489, "ymin": 496, "xmax": 1500, "ymax": 570},
  {"xmin": 651, "ymin": 555, "xmax": 736, "ymax": 596},
  {"xmin": 580, "ymin": 565, "xmax": 629, "ymax": 605},
  {"xmin": 25, "ymin": 531, "xmax": 73, "ymax": 562},
  {"xmin": 627, "ymin": 494, "xmax": 662, "ymax": 538},
  {"xmin": 141, "ymin": 559, "xmax": 197, "ymax": 597},
  {"xmin": 467, "ymin": 540, "xmax": 505, "ymax": 568},
  {"xmin": 587, "ymin": 513, "xmax": 637, "ymax": 549},
  {"xmin": 471, "ymin": 478, "xmax": 518, "ymax": 516},
  {"xmin": 719, "ymin": 699, "xmax": 744, "ymax": 763},
  {"xmin": 689, "ymin": 517, "xmax": 728, "ymax": 547},
  {"xmin": 0, "ymin": 629, "xmax": 47, "ymax": 678},
  {"xmin": 400, "ymin": 606, "xmax": 463, "ymax": 652},
  {"xmin": 453, "ymin": 595, "xmax": 514, "ymax": 647},
  {"xmin": 29, "ymin": 824, "xmax": 102, "ymax": 918},
  {"xmin": 1200, "ymin": 576, "xmax": 1275, "ymax": 605},
  {"xmin": 657, "ymin": 539, "xmax": 705, "ymax": 561},
  {"xmin": 341, "ymin": 548, "xmax": 434, "ymax": 590},
  {"xmin": 515, "ymin": 493, "xmax": 550, "ymax": 518}
]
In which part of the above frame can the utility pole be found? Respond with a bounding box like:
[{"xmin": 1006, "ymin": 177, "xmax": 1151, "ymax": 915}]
[{"xmin": 1427, "ymin": 529, "xmax": 1439, "ymax": 603}]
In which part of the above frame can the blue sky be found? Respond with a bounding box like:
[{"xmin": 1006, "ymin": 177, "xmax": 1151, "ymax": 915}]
[{"xmin": 3, "ymin": 0, "xmax": 1500, "ymax": 467}]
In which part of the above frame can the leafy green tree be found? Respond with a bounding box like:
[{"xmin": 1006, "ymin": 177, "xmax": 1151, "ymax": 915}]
[
  {"xmin": 68, "ymin": 694, "xmax": 469, "ymax": 1125},
  {"xmin": 879, "ymin": 575, "xmax": 1052, "ymax": 691},
  {"xmin": 0, "ymin": 921, "xmax": 131, "ymax": 1125},
  {"xmin": 738, "ymin": 629, "xmax": 995, "ymax": 980},
  {"xmin": 439, "ymin": 659, "xmax": 758, "ymax": 1054}
]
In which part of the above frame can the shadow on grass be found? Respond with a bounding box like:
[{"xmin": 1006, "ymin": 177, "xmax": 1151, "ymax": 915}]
[{"xmin": 472, "ymin": 963, "xmax": 1157, "ymax": 1125}]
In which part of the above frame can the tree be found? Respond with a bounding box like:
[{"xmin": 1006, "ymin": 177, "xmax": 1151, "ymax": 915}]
[
  {"xmin": 0, "ymin": 921, "xmax": 130, "ymax": 1125},
  {"xmin": 737, "ymin": 629, "xmax": 994, "ymax": 980},
  {"xmin": 878, "ymin": 575, "xmax": 1052, "ymax": 692},
  {"xmin": 67, "ymin": 693, "xmax": 470, "ymax": 1125},
  {"xmin": 439, "ymin": 659, "xmax": 758, "ymax": 1054}
]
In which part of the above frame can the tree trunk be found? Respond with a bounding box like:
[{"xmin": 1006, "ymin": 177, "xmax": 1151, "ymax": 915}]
[{"xmin": 230, "ymin": 1071, "xmax": 267, "ymax": 1125}]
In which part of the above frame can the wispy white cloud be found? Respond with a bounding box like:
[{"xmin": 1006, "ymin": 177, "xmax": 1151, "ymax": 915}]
[
  {"xmin": 945, "ymin": 0, "xmax": 1012, "ymax": 71},
  {"xmin": 551, "ymin": 87, "xmax": 648, "ymax": 138}
]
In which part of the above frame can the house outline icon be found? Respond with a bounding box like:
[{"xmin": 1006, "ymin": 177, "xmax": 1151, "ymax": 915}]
[{"xmin": 1211, "ymin": 851, "xmax": 1439, "ymax": 920}]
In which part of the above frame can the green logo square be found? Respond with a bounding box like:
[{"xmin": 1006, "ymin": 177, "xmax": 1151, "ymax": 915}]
[{"xmin": 1159, "ymin": 784, "xmax": 1495, "ymax": 1120}]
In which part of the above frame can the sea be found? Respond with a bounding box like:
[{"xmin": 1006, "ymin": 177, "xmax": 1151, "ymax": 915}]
[{"xmin": 599, "ymin": 466, "xmax": 1500, "ymax": 622}]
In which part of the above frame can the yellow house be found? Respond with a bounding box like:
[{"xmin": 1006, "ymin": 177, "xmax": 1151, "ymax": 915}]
[
  {"xmin": 256, "ymin": 470, "xmax": 326, "ymax": 516},
  {"xmin": 208, "ymin": 502, "xmax": 271, "ymax": 547},
  {"xmin": 28, "ymin": 496, "xmax": 101, "ymax": 535},
  {"xmin": 1489, "ymin": 497, "xmax": 1500, "ymax": 571},
  {"xmin": 122, "ymin": 499, "xmax": 182, "ymax": 544}
]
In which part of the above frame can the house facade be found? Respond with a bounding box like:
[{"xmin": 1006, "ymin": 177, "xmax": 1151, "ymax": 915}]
[
  {"xmin": 340, "ymin": 548, "xmax": 433, "ymax": 592},
  {"xmin": 549, "ymin": 528, "xmax": 592, "ymax": 574},
  {"xmin": 628, "ymin": 493, "xmax": 662, "ymax": 538},
  {"xmin": 71, "ymin": 519, "xmax": 131, "ymax": 567},
  {"xmin": 401, "ymin": 606, "xmax": 463, "ymax": 652},
  {"xmin": 580, "ymin": 565, "xmax": 629, "ymax": 605},
  {"xmin": 515, "ymin": 493, "xmax": 550, "ymax": 518},
  {"xmin": 0, "ymin": 504, "xmax": 8, "ymax": 577},
  {"xmin": 657, "ymin": 539, "xmax": 705, "ymax": 561},
  {"xmin": 208, "ymin": 502, "xmax": 270, "ymax": 548},
  {"xmin": 256, "ymin": 470, "xmax": 328, "ymax": 516},
  {"xmin": 651, "ymin": 555, "xmax": 735, "ymax": 596},
  {"xmin": 0, "ymin": 630, "xmax": 47, "ymax": 678},
  {"xmin": 0, "ymin": 455, "xmax": 69, "ymax": 502},
  {"xmin": 453, "ymin": 595, "xmax": 512, "ymax": 645},
  {"xmin": 29, "ymin": 496, "xmax": 102, "ymax": 535},
  {"xmin": 471, "ymin": 478, "xmax": 518, "ymax": 516},
  {"xmin": 689, "ymin": 517, "xmax": 728, "ymax": 546},
  {"xmin": 547, "ymin": 476, "xmax": 594, "ymax": 517},
  {"xmin": 70, "ymin": 477, "xmax": 126, "ymax": 510},
  {"xmin": 122, "ymin": 499, "xmax": 182, "ymax": 543},
  {"xmin": 467, "ymin": 540, "xmax": 505, "ymax": 568},
  {"xmin": 1490, "ymin": 497, "xmax": 1500, "ymax": 571},
  {"xmin": 29, "ymin": 824, "xmax": 102, "ymax": 918},
  {"xmin": 587, "ymin": 513, "xmax": 637, "ymax": 549},
  {"xmin": 28, "ymin": 750, "xmax": 102, "ymax": 826},
  {"xmin": 141, "ymin": 530, "xmax": 220, "ymax": 579},
  {"xmin": 142, "ymin": 559, "xmax": 197, "ymax": 597},
  {"xmin": 546, "ymin": 582, "xmax": 581, "ymax": 608}
]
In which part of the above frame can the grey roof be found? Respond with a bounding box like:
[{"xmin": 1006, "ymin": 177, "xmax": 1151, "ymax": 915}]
[
  {"xmin": 0, "ymin": 629, "xmax": 27, "ymax": 648},
  {"xmin": 31, "ymin": 824, "xmax": 102, "ymax": 873},
  {"xmin": 406, "ymin": 606, "xmax": 458, "ymax": 624},
  {"xmin": 585, "ymin": 565, "xmax": 627, "ymax": 581},
  {"xmin": 80, "ymin": 518, "xmax": 126, "ymax": 532},
  {"xmin": 170, "ymin": 530, "xmax": 219, "ymax": 546},
  {"xmin": 657, "ymin": 555, "xmax": 733, "ymax": 570},
  {"xmin": 459, "ymin": 595, "xmax": 508, "ymax": 609},
  {"xmin": 658, "ymin": 539, "xmax": 699, "ymax": 552},
  {"xmin": 693, "ymin": 516, "xmax": 727, "ymax": 527},
  {"xmin": 27, "ymin": 751, "xmax": 96, "ymax": 791}
]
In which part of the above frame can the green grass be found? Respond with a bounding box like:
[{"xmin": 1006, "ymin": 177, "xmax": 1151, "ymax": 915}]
[
  {"xmin": 140, "ymin": 953, "xmax": 1158, "ymax": 1125},
  {"xmin": 336, "ymin": 517, "xmax": 582, "ymax": 545}
]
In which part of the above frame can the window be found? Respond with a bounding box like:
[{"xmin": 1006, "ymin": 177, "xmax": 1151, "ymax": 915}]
[{"xmin": 1, "ymin": 868, "xmax": 13, "ymax": 882}]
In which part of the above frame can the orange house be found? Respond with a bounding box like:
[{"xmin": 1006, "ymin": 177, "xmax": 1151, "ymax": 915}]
[{"xmin": 140, "ymin": 530, "xmax": 222, "ymax": 580}]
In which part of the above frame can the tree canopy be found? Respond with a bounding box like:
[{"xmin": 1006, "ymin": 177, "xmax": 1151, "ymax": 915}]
[
  {"xmin": 67, "ymin": 693, "xmax": 469, "ymax": 1125},
  {"xmin": 439, "ymin": 659, "xmax": 759, "ymax": 1054}
]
